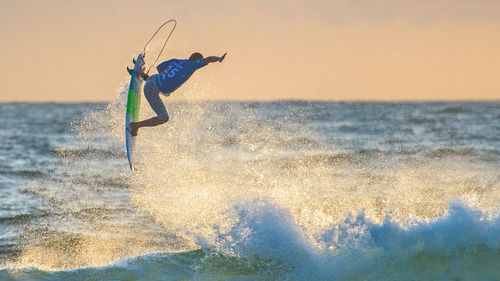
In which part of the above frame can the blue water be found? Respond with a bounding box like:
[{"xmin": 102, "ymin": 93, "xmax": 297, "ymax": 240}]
[{"xmin": 0, "ymin": 100, "xmax": 499, "ymax": 280}]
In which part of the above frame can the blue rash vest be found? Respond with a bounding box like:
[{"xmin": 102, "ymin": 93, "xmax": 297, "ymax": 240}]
[{"xmin": 155, "ymin": 59, "xmax": 207, "ymax": 95}]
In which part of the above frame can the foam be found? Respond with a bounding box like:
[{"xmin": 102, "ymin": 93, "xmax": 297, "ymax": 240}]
[{"xmin": 4, "ymin": 91, "xmax": 498, "ymax": 279}]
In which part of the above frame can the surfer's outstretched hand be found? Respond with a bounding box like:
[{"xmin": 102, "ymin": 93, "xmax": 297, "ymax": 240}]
[{"xmin": 219, "ymin": 52, "xmax": 227, "ymax": 62}]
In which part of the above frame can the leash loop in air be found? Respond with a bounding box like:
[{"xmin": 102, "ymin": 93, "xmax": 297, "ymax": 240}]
[{"xmin": 143, "ymin": 19, "xmax": 177, "ymax": 75}]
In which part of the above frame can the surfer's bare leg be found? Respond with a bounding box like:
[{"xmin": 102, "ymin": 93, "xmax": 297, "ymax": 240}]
[{"xmin": 130, "ymin": 117, "xmax": 168, "ymax": 136}]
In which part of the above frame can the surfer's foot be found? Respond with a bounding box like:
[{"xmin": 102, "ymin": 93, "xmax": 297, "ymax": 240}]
[
  {"xmin": 130, "ymin": 122, "xmax": 139, "ymax": 136},
  {"xmin": 139, "ymin": 71, "xmax": 149, "ymax": 80},
  {"xmin": 126, "ymin": 67, "xmax": 149, "ymax": 81}
]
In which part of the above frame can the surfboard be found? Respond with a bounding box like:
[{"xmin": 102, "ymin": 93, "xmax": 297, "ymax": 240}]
[{"xmin": 125, "ymin": 53, "xmax": 145, "ymax": 172}]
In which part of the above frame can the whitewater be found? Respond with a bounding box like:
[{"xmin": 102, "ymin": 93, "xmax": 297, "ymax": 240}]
[{"xmin": 0, "ymin": 94, "xmax": 498, "ymax": 280}]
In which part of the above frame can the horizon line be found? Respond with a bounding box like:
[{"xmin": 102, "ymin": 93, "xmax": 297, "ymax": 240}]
[{"xmin": 1, "ymin": 98, "xmax": 498, "ymax": 104}]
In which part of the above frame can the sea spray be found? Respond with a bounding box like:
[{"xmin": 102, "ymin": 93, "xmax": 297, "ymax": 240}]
[{"xmin": 0, "ymin": 99, "xmax": 498, "ymax": 280}]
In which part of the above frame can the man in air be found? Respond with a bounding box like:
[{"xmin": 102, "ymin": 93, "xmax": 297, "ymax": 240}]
[{"xmin": 127, "ymin": 52, "xmax": 226, "ymax": 136}]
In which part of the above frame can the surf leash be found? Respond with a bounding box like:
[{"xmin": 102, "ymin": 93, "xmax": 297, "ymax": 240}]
[{"xmin": 143, "ymin": 19, "xmax": 177, "ymax": 75}]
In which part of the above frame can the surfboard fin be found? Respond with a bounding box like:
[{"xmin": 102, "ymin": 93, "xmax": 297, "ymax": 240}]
[
  {"xmin": 127, "ymin": 66, "xmax": 133, "ymax": 76},
  {"xmin": 133, "ymin": 58, "xmax": 136, "ymax": 64}
]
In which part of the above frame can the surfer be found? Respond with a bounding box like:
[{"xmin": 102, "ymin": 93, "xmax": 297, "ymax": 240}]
[{"xmin": 127, "ymin": 52, "xmax": 226, "ymax": 136}]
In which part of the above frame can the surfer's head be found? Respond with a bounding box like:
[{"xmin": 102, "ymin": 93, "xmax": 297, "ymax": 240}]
[{"xmin": 189, "ymin": 52, "xmax": 203, "ymax": 61}]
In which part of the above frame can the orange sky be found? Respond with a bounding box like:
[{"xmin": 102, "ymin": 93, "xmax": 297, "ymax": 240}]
[{"xmin": 1, "ymin": 0, "xmax": 499, "ymax": 102}]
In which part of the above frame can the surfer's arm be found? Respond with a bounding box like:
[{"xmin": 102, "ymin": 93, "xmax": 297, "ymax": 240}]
[{"xmin": 204, "ymin": 53, "xmax": 226, "ymax": 64}]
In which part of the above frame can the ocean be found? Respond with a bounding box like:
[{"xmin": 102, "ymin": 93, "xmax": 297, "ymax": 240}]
[{"xmin": 0, "ymin": 97, "xmax": 499, "ymax": 280}]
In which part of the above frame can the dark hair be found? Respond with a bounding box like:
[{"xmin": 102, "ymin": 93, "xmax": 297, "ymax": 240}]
[{"xmin": 189, "ymin": 52, "xmax": 203, "ymax": 61}]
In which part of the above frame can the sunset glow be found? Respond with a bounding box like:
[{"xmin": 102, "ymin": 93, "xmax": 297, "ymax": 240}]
[{"xmin": 1, "ymin": 0, "xmax": 499, "ymax": 101}]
